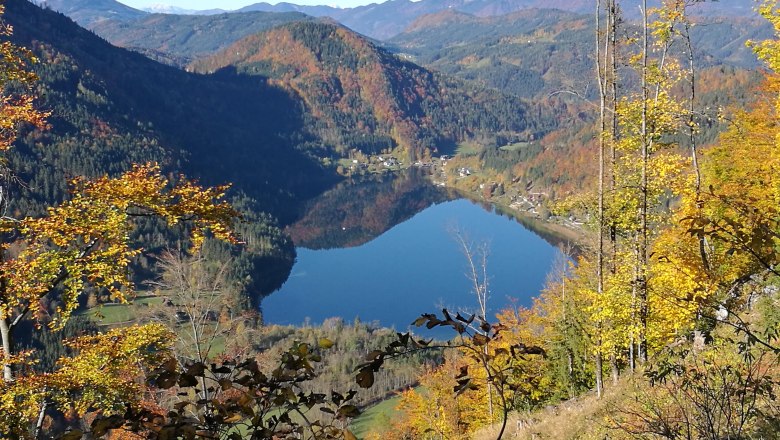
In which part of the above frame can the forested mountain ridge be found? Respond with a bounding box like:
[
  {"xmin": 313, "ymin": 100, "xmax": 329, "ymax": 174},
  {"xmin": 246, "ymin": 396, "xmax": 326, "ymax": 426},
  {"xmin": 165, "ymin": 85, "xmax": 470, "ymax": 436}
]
[
  {"xmin": 88, "ymin": 10, "xmax": 316, "ymax": 66},
  {"xmin": 238, "ymin": 0, "xmax": 758, "ymax": 39},
  {"xmin": 44, "ymin": 0, "xmax": 760, "ymax": 45},
  {"xmin": 8, "ymin": 0, "xmax": 336, "ymax": 224},
  {"xmin": 233, "ymin": 0, "xmax": 592, "ymax": 40},
  {"xmin": 33, "ymin": 0, "xmax": 147, "ymax": 26},
  {"xmin": 191, "ymin": 21, "xmax": 542, "ymax": 160},
  {"xmin": 391, "ymin": 8, "xmax": 772, "ymax": 99},
  {"xmin": 383, "ymin": 6, "xmax": 768, "ymax": 201}
]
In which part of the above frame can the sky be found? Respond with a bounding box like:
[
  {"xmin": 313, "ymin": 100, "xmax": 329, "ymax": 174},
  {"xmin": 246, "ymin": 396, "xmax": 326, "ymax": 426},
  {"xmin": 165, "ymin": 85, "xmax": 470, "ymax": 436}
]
[{"xmin": 117, "ymin": 0, "xmax": 381, "ymax": 9}]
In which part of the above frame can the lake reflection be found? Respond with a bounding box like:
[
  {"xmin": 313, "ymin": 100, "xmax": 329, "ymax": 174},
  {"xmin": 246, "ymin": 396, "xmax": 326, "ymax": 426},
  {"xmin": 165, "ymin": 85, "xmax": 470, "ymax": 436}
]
[{"xmin": 262, "ymin": 172, "xmax": 564, "ymax": 333}]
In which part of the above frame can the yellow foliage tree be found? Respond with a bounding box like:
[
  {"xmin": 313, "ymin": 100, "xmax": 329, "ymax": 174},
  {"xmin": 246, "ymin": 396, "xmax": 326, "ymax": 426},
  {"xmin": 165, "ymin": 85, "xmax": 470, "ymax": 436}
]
[
  {"xmin": 393, "ymin": 358, "xmax": 469, "ymax": 440},
  {"xmin": 0, "ymin": 324, "xmax": 175, "ymax": 437},
  {"xmin": 0, "ymin": 9, "xmax": 238, "ymax": 437}
]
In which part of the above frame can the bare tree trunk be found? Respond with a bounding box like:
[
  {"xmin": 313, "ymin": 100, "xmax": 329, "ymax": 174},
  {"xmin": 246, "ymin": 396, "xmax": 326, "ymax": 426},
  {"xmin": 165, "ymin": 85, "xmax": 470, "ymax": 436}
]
[
  {"xmin": 1, "ymin": 317, "xmax": 13, "ymax": 382},
  {"xmin": 595, "ymin": 350, "xmax": 604, "ymax": 398},
  {"xmin": 638, "ymin": 0, "xmax": 650, "ymax": 365},
  {"xmin": 610, "ymin": 354, "xmax": 619, "ymax": 384},
  {"xmin": 34, "ymin": 397, "xmax": 48, "ymax": 439},
  {"xmin": 452, "ymin": 230, "xmax": 495, "ymax": 418},
  {"xmin": 609, "ymin": 0, "xmax": 619, "ymax": 274},
  {"xmin": 609, "ymin": 0, "xmax": 623, "ymax": 375},
  {"xmin": 594, "ymin": 0, "xmax": 608, "ymax": 399},
  {"xmin": 682, "ymin": 11, "xmax": 710, "ymax": 272}
]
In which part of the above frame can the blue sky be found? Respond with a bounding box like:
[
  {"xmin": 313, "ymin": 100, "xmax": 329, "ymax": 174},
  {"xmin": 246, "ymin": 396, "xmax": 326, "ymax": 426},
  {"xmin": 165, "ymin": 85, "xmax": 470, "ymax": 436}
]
[{"xmin": 118, "ymin": 0, "xmax": 380, "ymax": 9}]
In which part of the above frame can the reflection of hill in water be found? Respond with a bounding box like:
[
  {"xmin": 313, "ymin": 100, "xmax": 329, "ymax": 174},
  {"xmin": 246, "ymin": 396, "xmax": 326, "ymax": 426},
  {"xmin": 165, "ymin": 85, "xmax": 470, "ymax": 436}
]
[
  {"xmin": 287, "ymin": 170, "xmax": 576, "ymax": 252},
  {"xmin": 287, "ymin": 170, "xmax": 458, "ymax": 250}
]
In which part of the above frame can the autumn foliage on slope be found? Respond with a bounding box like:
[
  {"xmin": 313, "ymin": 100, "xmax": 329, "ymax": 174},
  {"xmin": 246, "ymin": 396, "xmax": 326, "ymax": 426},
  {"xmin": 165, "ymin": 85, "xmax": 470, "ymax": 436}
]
[{"xmin": 191, "ymin": 21, "xmax": 539, "ymax": 161}]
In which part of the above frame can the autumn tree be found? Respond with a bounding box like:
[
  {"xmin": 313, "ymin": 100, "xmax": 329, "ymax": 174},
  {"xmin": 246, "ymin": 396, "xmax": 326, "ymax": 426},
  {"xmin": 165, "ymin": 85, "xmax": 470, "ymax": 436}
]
[
  {"xmin": 0, "ymin": 9, "xmax": 243, "ymax": 436},
  {"xmin": 141, "ymin": 250, "xmax": 248, "ymax": 365},
  {"xmin": 356, "ymin": 310, "xmax": 545, "ymax": 440}
]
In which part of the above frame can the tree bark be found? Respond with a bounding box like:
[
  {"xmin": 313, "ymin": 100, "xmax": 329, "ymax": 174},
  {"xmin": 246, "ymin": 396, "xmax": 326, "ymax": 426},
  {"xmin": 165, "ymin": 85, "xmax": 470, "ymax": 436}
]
[
  {"xmin": 638, "ymin": 0, "xmax": 650, "ymax": 365},
  {"xmin": 1, "ymin": 316, "xmax": 13, "ymax": 382},
  {"xmin": 595, "ymin": 0, "xmax": 607, "ymax": 399}
]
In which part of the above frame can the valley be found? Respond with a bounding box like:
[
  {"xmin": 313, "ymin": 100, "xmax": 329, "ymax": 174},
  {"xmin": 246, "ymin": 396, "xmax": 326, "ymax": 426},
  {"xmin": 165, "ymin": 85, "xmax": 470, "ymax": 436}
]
[{"xmin": 3, "ymin": 0, "xmax": 780, "ymax": 438}]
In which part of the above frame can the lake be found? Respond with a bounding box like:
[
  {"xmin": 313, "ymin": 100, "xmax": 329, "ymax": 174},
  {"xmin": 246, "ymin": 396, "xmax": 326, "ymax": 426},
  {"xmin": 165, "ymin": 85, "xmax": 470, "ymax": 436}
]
[{"xmin": 262, "ymin": 172, "xmax": 565, "ymax": 335}]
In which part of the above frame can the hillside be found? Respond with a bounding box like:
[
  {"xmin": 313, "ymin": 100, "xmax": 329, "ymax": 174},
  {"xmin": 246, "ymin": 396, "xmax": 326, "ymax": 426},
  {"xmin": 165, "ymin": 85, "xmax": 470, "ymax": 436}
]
[
  {"xmin": 33, "ymin": 0, "xmax": 147, "ymax": 26},
  {"xmin": 88, "ymin": 10, "xmax": 315, "ymax": 66},
  {"xmin": 238, "ymin": 0, "xmax": 756, "ymax": 40},
  {"xmin": 287, "ymin": 171, "xmax": 455, "ymax": 250},
  {"xmin": 7, "ymin": 0, "xmax": 337, "ymax": 223},
  {"xmin": 229, "ymin": 0, "xmax": 588, "ymax": 41},
  {"xmin": 45, "ymin": 0, "xmax": 760, "ymax": 43},
  {"xmin": 390, "ymin": 10, "xmax": 772, "ymax": 99},
  {"xmin": 191, "ymin": 21, "xmax": 542, "ymax": 161},
  {"xmin": 378, "ymin": 7, "xmax": 768, "ymax": 200}
]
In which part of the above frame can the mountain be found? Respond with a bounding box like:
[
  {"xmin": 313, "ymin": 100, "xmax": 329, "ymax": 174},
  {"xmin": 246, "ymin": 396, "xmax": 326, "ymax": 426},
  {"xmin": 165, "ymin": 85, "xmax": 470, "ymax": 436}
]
[
  {"xmin": 190, "ymin": 21, "xmax": 542, "ymax": 160},
  {"xmin": 389, "ymin": 8, "xmax": 592, "ymax": 99},
  {"xmin": 237, "ymin": 0, "xmax": 590, "ymax": 39},
  {"xmin": 238, "ymin": 2, "xmax": 341, "ymax": 17},
  {"xmin": 388, "ymin": 9, "xmax": 772, "ymax": 99},
  {"xmin": 88, "ymin": 10, "xmax": 314, "ymax": 65},
  {"xmin": 44, "ymin": 0, "xmax": 760, "ymax": 43},
  {"xmin": 238, "ymin": 0, "xmax": 758, "ymax": 40},
  {"xmin": 6, "ymin": 0, "xmax": 335, "ymax": 224},
  {"xmin": 7, "ymin": 0, "xmax": 537, "ymax": 214},
  {"xmin": 33, "ymin": 0, "xmax": 147, "ymax": 26},
  {"xmin": 141, "ymin": 4, "xmax": 227, "ymax": 15}
]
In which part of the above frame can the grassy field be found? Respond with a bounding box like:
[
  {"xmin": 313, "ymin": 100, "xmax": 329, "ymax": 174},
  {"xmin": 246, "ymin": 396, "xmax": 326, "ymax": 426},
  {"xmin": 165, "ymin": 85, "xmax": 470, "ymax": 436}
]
[
  {"xmin": 77, "ymin": 294, "xmax": 228, "ymax": 355},
  {"xmin": 456, "ymin": 141, "xmax": 482, "ymax": 157},
  {"xmin": 350, "ymin": 394, "xmax": 404, "ymax": 438},
  {"xmin": 78, "ymin": 295, "xmax": 161, "ymax": 326},
  {"xmin": 500, "ymin": 141, "xmax": 531, "ymax": 152}
]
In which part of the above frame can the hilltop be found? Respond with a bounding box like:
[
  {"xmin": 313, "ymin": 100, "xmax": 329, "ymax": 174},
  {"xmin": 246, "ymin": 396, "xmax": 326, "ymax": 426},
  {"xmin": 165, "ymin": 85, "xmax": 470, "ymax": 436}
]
[
  {"xmin": 88, "ymin": 10, "xmax": 315, "ymax": 65},
  {"xmin": 33, "ymin": 0, "xmax": 146, "ymax": 26},
  {"xmin": 191, "ymin": 21, "xmax": 541, "ymax": 160}
]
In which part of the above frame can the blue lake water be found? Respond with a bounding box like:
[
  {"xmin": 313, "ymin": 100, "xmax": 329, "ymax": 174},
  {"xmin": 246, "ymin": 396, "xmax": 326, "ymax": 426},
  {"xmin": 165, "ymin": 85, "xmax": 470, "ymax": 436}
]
[{"xmin": 262, "ymin": 197, "xmax": 563, "ymax": 334}]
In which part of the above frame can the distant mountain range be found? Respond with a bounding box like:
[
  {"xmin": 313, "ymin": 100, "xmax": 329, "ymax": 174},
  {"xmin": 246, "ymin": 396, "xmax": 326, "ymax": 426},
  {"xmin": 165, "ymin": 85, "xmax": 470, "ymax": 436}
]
[
  {"xmin": 237, "ymin": 0, "xmax": 593, "ymax": 39},
  {"xmin": 34, "ymin": 0, "xmax": 146, "ymax": 26},
  {"xmin": 39, "ymin": 0, "xmax": 760, "ymax": 40},
  {"xmin": 50, "ymin": 1, "xmax": 767, "ymax": 102},
  {"xmin": 141, "ymin": 4, "xmax": 227, "ymax": 15},
  {"xmin": 389, "ymin": 8, "xmax": 772, "ymax": 98}
]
